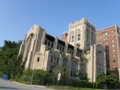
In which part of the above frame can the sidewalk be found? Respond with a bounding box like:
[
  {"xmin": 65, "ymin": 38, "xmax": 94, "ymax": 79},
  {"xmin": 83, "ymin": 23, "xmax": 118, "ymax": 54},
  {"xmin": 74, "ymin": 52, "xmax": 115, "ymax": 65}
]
[{"xmin": 12, "ymin": 80, "xmax": 46, "ymax": 88}]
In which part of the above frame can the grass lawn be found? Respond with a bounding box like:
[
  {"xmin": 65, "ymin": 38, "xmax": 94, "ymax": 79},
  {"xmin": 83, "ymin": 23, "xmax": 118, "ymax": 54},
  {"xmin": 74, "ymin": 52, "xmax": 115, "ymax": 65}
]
[{"xmin": 49, "ymin": 86, "xmax": 102, "ymax": 90}]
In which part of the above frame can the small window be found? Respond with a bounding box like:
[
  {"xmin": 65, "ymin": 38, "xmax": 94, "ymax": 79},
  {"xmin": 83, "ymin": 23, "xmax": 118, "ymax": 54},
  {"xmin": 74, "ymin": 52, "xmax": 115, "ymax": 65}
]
[
  {"xmin": 113, "ymin": 60, "xmax": 115, "ymax": 63},
  {"xmin": 78, "ymin": 34, "xmax": 80, "ymax": 41},
  {"xmin": 37, "ymin": 57, "xmax": 40, "ymax": 62},
  {"xmin": 65, "ymin": 33, "xmax": 68, "ymax": 36},
  {"xmin": 112, "ymin": 45, "xmax": 115, "ymax": 47},
  {"xmin": 71, "ymin": 36, "xmax": 74, "ymax": 42},
  {"xmin": 113, "ymin": 50, "xmax": 115, "ymax": 52},
  {"xmin": 113, "ymin": 65, "xmax": 116, "ymax": 69},
  {"xmin": 78, "ymin": 38, "xmax": 80, "ymax": 40}
]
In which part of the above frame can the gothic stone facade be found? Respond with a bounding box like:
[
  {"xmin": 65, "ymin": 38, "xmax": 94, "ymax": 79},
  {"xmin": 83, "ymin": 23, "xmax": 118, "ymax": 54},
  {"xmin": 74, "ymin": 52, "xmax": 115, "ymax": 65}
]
[{"xmin": 19, "ymin": 18, "xmax": 106, "ymax": 82}]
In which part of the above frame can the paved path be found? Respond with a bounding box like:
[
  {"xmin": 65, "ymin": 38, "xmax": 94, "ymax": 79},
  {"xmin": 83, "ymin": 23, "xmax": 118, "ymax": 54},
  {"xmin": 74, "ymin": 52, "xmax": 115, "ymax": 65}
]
[{"xmin": 0, "ymin": 79, "xmax": 55, "ymax": 90}]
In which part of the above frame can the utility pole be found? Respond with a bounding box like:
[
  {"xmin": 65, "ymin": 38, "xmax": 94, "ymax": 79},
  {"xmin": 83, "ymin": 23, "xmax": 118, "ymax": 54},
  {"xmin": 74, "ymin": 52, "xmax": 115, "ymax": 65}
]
[{"xmin": 31, "ymin": 69, "xmax": 35, "ymax": 85}]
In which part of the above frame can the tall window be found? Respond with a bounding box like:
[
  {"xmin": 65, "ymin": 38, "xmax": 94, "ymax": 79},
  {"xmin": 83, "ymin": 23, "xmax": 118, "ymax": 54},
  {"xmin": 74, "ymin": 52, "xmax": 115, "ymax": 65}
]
[
  {"xmin": 87, "ymin": 30, "xmax": 89, "ymax": 41},
  {"xmin": 78, "ymin": 34, "xmax": 80, "ymax": 40},
  {"xmin": 71, "ymin": 36, "xmax": 74, "ymax": 42},
  {"xmin": 45, "ymin": 39, "xmax": 47, "ymax": 45},
  {"xmin": 77, "ymin": 29, "xmax": 81, "ymax": 41},
  {"xmin": 113, "ymin": 49, "xmax": 115, "ymax": 52},
  {"xmin": 37, "ymin": 57, "xmax": 40, "ymax": 62},
  {"xmin": 71, "ymin": 31, "xmax": 74, "ymax": 42}
]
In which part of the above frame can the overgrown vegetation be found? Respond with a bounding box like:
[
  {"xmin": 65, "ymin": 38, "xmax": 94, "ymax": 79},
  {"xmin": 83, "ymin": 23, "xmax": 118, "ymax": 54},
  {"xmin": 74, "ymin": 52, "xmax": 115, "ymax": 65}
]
[
  {"xmin": 96, "ymin": 71, "xmax": 119, "ymax": 89},
  {"xmin": 13, "ymin": 69, "xmax": 57, "ymax": 85},
  {"xmin": 76, "ymin": 43, "xmax": 80, "ymax": 48},
  {"xmin": 80, "ymin": 55, "xmax": 87, "ymax": 62}
]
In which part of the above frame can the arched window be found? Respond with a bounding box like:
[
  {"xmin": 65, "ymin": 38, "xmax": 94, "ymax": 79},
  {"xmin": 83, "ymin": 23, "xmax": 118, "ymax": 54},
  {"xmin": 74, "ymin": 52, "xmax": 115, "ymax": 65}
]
[
  {"xmin": 77, "ymin": 29, "xmax": 81, "ymax": 41},
  {"xmin": 71, "ymin": 31, "xmax": 74, "ymax": 42},
  {"xmin": 78, "ymin": 34, "xmax": 80, "ymax": 40},
  {"xmin": 37, "ymin": 57, "xmax": 40, "ymax": 62}
]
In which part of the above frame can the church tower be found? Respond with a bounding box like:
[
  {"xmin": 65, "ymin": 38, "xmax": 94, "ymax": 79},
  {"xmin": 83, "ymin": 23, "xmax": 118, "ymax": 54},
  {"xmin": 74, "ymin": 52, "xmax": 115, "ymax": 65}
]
[{"xmin": 67, "ymin": 17, "xmax": 96, "ymax": 50}]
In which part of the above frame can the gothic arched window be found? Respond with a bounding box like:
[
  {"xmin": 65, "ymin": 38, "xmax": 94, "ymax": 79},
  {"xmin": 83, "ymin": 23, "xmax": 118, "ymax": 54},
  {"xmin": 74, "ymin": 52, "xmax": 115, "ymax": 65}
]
[
  {"xmin": 71, "ymin": 31, "xmax": 74, "ymax": 42},
  {"xmin": 77, "ymin": 29, "xmax": 81, "ymax": 41}
]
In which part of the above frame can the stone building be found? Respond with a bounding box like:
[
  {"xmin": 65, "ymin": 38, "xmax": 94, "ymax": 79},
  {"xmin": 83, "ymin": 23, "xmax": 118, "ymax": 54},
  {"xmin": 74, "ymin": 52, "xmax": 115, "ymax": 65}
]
[
  {"xmin": 19, "ymin": 18, "xmax": 106, "ymax": 82},
  {"xmin": 18, "ymin": 24, "xmax": 82, "ymax": 79},
  {"xmin": 63, "ymin": 17, "xmax": 106, "ymax": 82},
  {"xmin": 67, "ymin": 17, "xmax": 96, "ymax": 50}
]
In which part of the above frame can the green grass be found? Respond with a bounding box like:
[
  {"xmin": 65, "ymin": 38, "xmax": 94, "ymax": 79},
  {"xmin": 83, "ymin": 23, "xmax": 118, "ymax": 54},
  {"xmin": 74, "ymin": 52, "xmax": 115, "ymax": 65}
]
[
  {"xmin": 48, "ymin": 86, "xmax": 99, "ymax": 90},
  {"xmin": 10, "ymin": 78, "xmax": 30, "ymax": 85}
]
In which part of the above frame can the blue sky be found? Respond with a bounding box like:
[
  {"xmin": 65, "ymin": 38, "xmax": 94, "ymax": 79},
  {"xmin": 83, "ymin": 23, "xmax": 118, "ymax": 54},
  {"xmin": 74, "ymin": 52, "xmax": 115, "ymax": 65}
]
[{"xmin": 0, "ymin": 0, "xmax": 120, "ymax": 46}]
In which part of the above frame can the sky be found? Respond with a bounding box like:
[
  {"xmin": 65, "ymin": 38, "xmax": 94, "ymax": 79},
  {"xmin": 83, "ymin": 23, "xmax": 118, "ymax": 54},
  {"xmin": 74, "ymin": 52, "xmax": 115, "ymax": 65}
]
[{"xmin": 0, "ymin": 0, "xmax": 120, "ymax": 46}]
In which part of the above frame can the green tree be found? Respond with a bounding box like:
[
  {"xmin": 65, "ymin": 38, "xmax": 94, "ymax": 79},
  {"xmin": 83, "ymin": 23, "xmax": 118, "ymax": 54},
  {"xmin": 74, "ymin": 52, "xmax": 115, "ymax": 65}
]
[
  {"xmin": 52, "ymin": 66, "xmax": 65, "ymax": 76},
  {"xmin": 0, "ymin": 40, "xmax": 23, "ymax": 78},
  {"xmin": 97, "ymin": 72, "xmax": 118, "ymax": 88},
  {"xmin": 96, "ymin": 73, "xmax": 106, "ymax": 88},
  {"xmin": 106, "ymin": 72, "xmax": 118, "ymax": 88}
]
